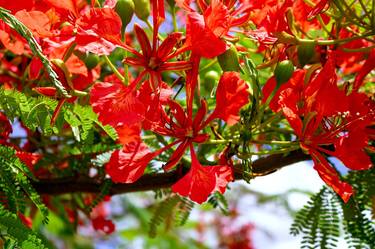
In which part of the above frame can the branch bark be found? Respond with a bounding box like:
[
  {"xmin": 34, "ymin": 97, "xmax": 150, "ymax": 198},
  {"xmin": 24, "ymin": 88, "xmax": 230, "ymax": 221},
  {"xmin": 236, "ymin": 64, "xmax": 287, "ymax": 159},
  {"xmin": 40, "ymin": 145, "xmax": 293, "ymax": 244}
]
[{"xmin": 32, "ymin": 150, "xmax": 310, "ymax": 195}]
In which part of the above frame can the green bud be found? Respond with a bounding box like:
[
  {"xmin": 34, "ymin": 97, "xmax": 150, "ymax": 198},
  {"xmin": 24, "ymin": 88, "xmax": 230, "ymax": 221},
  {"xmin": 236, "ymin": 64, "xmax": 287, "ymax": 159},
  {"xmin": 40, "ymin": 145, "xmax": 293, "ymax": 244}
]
[
  {"xmin": 297, "ymin": 40, "xmax": 316, "ymax": 67},
  {"xmin": 115, "ymin": 0, "xmax": 135, "ymax": 29},
  {"xmin": 132, "ymin": 0, "xmax": 151, "ymax": 21},
  {"xmin": 203, "ymin": 70, "xmax": 220, "ymax": 92},
  {"xmin": 274, "ymin": 60, "xmax": 294, "ymax": 86},
  {"xmin": 217, "ymin": 44, "xmax": 240, "ymax": 72},
  {"xmin": 84, "ymin": 53, "xmax": 100, "ymax": 70}
]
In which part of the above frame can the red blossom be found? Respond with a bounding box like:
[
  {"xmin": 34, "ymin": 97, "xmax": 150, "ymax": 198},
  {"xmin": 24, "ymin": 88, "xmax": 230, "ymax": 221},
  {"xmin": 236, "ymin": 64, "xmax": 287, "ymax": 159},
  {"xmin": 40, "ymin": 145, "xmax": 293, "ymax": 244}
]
[
  {"xmin": 15, "ymin": 10, "xmax": 53, "ymax": 38},
  {"xmin": 75, "ymin": 8, "xmax": 123, "ymax": 55},
  {"xmin": 90, "ymin": 80, "xmax": 146, "ymax": 128},
  {"xmin": 267, "ymin": 55, "xmax": 373, "ymax": 202},
  {"xmin": 171, "ymin": 145, "xmax": 233, "ymax": 204},
  {"xmin": 105, "ymin": 142, "xmax": 157, "ymax": 183},
  {"xmin": 208, "ymin": 72, "xmax": 249, "ymax": 126}
]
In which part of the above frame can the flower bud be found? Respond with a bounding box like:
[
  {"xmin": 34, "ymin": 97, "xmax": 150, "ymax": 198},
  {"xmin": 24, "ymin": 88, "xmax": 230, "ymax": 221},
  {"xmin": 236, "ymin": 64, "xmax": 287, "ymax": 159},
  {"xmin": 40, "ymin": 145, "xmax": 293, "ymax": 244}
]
[
  {"xmin": 115, "ymin": 0, "xmax": 135, "ymax": 29},
  {"xmin": 132, "ymin": 0, "xmax": 150, "ymax": 21},
  {"xmin": 84, "ymin": 53, "xmax": 99, "ymax": 70},
  {"xmin": 203, "ymin": 70, "xmax": 220, "ymax": 92},
  {"xmin": 274, "ymin": 60, "xmax": 294, "ymax": 86},
  {"xmin": 297, "ymin": 40, "xmax": 316, "ymax": 67},
  {"xmin": 217, "ymin": 44, "xmax": 240, "ymax": 72}
]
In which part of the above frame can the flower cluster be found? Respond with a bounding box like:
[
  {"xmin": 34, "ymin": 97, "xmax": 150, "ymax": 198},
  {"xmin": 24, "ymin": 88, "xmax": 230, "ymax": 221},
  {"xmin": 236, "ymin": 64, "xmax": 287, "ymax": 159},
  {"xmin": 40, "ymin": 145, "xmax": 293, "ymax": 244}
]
[{"xmin": 0, "ymin": 0, "xmax": 374, "ymax": 239}]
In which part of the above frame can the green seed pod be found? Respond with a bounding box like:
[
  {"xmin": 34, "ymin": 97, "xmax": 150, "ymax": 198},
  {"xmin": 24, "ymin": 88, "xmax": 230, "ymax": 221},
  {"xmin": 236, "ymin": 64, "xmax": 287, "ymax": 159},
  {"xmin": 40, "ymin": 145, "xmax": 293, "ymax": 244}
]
[
  {"xmin": 84, "ymin": 53, "xmax": 100, "ymax": 70},
  {"xmin": 274, "ymin": 60, "xmax": 294, "ymax": 86},
  {"xmin": 132, "ymin": 0, "xmax": 151, "ymax": 21},
  {"xmin": 217, "ymin": 44, "xmax": 240, "ymax": 72},
  {"xmin": 297, "ymin": 40, "xmax": 316, "ymax": 67},
  {"xmin": 203, "ymin": 70, "xmax": 220, "ymax": 92},
  {"xmin": 115, "ymin": 0, "xmax": 135, "ymax": 29}
]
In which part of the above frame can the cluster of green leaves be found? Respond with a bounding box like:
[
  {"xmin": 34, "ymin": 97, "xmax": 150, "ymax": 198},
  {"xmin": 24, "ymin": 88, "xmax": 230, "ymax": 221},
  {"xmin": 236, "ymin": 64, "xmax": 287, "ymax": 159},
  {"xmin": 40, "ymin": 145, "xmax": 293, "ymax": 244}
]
[
  {"xmin": 0, "ymin": 88, "xmax": 117, "ymax": 142},
  {"xmin": 290, "ymin": 166, "xmax": 375, "ymax": 249},
  {"xmin": 0, "ymin": 146, "xmax": 49, "ymax": 248},
  {"xmin": 0, "ymin": 204, "xmax": 48, "ymax": 249}
]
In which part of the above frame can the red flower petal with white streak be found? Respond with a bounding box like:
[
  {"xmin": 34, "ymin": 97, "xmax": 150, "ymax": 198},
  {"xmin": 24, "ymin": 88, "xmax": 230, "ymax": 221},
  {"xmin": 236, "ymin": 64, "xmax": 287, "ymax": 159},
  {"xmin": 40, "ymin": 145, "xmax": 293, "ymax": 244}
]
[
  {"xmin": 75, "ymin": 8, "xmax": 122, "ymax": 55},
  {"xmin": 208, "ymin": 72, "xmax": 249, "ymax": 126},
  {"xmin": 334, "ymin": 127, "xmax": 372, "ymax": 171},
  {"xmin": 105, "ymin": 142, "xmax": 155, "ymax": 183},
  {"xmin": 172, "ymin": 147, "xmax": 232, "ymax": 204}
]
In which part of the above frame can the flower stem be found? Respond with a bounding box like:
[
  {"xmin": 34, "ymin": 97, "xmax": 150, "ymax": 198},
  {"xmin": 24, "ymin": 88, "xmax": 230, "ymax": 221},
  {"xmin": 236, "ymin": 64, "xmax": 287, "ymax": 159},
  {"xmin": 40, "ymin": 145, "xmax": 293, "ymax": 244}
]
[{"xmin": 103, "ymin": 55, "xmax": 125, "ymax": 83}]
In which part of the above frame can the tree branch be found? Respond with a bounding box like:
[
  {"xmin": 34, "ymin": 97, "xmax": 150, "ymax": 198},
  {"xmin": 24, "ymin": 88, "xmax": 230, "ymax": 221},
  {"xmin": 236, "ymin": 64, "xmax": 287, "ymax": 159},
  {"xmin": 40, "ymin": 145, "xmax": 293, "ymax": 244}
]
[{"xmin": 32, "ymin": 150, "xmax": 310, "ymax": 195}]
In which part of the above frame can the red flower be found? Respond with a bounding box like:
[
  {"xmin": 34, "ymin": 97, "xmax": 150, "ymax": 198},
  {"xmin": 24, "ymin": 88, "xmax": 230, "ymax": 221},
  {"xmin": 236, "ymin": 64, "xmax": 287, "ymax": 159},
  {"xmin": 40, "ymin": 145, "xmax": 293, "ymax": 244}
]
[
  {"xmin": 92, "ymin": 216, "xmax": 115, "ymax": 235},
  {"xmin": 75, "ymin": 8, "xmax": 123, "ymax": 55},
  {"xmin": 185, "ymin": 0, "xmax": 251, "ymax": 58},
  {"xmin": 171, "ymin": 145, "xmax": 233, "ymax": 204},
  {"xmin": 266, "ymin": 55, "xmax": 374, "ymax": 202},
  {"xmin": 124, "ymin": 25, "xmax": 191, "ymax": 90},
  {"xmin": 90, "ymin": 80, "xmax": 146, "ymax": 129},
  {"xmin": 15, "ymin": 10, "xmax": 53, "ymax": 38},
  {"xmin": 105, "ymin": 142, "xmax": 157, "ymax": 183},
  {"xmin": 207, "ymin": 72, "xmax": 249, "ymax": 126},
  {"xmin": 310, "ymin": 150, "xmax": 353, "ymax": 203}
]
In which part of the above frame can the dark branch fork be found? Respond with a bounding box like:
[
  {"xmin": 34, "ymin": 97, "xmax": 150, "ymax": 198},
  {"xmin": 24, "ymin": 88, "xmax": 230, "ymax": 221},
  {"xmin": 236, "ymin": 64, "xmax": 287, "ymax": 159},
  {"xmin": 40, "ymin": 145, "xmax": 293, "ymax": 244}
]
[{"xmin": 33, "ymin": 150, "xmax": 310, "ymax": 195}]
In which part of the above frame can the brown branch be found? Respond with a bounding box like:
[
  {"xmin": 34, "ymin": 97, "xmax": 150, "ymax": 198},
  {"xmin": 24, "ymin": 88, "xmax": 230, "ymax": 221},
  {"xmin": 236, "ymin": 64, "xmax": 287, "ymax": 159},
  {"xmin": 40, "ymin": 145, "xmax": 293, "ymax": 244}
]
[{"xmin": 32, "ymin": 150, "xmax": 310, "ymax": 195}]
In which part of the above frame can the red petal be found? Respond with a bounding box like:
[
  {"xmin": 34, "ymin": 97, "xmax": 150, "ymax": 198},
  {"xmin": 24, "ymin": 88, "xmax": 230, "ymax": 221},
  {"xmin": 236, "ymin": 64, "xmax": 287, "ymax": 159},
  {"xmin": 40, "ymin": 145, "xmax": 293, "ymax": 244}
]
[
  {"xmin": 186, "ymin": 12, "xmax": 227, "ymax": 58},
  {"xmin": 304, "ymin": 56, "xmax": 349, "ymax": 117},
  {"xmin": 334, "ymin": 127, "xmax": 372, "ymax": 170},
  {"xmin": 208, "ymin": 72, "xmax": 249, "ymax": 126},
  {"xmin": 116, "ymin": 123, "xmax": 141, "ymax": 145},
  {"xmin": 353, "ymin": 49, "xmax": 375, "ymax": 90},
  {"xmin": 92, "ymin": 216, "xmax": 115, "ymax": 235},
  {"xmin": 157, "ymin": 32, "xmax": 182, "ymax": 60},
  {"xmin": 105, "ymin": 142, "xmax": 156, "ymax": 183},
  {"xmin": 134, "ymin": 24, "xmax": 152, "ymax": 59},
  {"xmin": 172, "ymin": 148, "xmax": 216, "ymax": 204},
  {"xmin": 16, "ymin": 151, "xmax": 42, "ymax": 170},
  {"xmin": 15, "ymin": 10, "xmax": 52, "ymax": 37},
  {"xmin": 75, "ymin": 8, "xmax": 122, "ymax": 55},
  {"xmin": 29, "ymin": 57, "xmax": 43, "ymax": 80},
  {"xmin": 163, "ymin": 141, "xmax": 189, "ymax": 171},
  {"xmin": 171, "ymin": 146, "xmax": 232, "ymax": 203},
  {"xmin": 33, "ymin": 87, "xmax": 57, "ymax": 97},
  {"xmin": 90, "ymin": 81, "xmax": 146, "ymax": 128},
  {"xmin": 65, "ymin": 54, "xmax": 88, "ymax": 77},
  {"xmin": 0, "ymin": 0, "xmax": 35, "ymax": 13},
  {"xmin": 203, "ymin": 0, "xmax": 231, "ymax": 37},
  {"xmin": 0, "ymin": 26, "xmax": 25, "ymax": 55},
  {"xmin": 311, "ymin": 150, "xmax": 353, "ymax": 203},
  {"xmin": 0, "ymin": 112, "xmax": 12, "ymax": 139},
  {"xmin": 44, "ymin": 0, "xmax": 79, "ymax": 17}
]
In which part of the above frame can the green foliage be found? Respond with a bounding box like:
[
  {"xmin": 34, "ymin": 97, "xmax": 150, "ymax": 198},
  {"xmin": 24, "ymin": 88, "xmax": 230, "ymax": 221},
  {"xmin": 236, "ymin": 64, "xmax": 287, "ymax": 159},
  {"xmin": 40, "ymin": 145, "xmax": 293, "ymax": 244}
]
[
  {"xmin": 85, "ymin": 179, "xmax": 112, "ymax": 213},
  {"xmin": 0, "ymin": 88, "xmax": 117, "ymax": 142},
  {"xmin": 0, "ymin": 204, "xmax": 48, "ymax": 249},
  {"xmin": 207, "ymin": 192, "xmax": 229, "ymax": 215},
  {"xmin": 290, "ymin": 167, "xmax": 375, "ymax": 249},
  {"xmin": 149, "ymin": 195, "xmax": 181, "ymax": 237},
  {"xmin": 149, "ymin": 194, "xmax": 195, "ymax": 237},
  {"xmin": 0, "ymin": 146, "xmax": 48, "ymax": 222}
]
